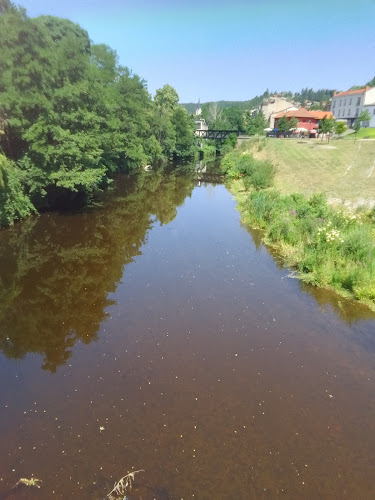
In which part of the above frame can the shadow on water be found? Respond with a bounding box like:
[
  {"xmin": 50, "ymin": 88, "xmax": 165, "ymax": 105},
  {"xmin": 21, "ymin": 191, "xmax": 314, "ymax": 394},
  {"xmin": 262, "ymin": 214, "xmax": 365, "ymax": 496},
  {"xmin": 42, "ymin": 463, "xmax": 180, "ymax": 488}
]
[{"xmin": 0, "ymin": 170, "xmax": 195, "ymax": 372}]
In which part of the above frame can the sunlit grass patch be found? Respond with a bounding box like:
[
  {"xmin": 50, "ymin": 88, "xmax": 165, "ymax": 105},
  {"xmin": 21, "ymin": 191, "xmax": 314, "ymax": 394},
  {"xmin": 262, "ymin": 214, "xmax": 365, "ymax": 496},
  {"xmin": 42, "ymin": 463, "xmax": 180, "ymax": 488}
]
[{"xmin": 238, "ymin": 138, "xmax": 375, "ymax": 204}]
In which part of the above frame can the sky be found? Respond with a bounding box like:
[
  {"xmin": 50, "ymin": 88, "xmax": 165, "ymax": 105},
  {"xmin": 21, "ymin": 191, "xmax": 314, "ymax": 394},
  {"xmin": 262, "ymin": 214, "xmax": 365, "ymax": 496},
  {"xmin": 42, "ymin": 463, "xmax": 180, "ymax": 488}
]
[{"xmin": 19, "ymin": 0, "xmax": 375, "ymax": 103}]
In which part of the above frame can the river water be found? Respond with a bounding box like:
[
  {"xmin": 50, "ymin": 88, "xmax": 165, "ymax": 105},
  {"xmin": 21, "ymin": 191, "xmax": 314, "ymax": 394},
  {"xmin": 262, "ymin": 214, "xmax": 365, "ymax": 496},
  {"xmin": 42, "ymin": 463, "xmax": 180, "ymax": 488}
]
[{"xmin": 1, "ymin": 170, "xmax": 375, "ymax": 499}]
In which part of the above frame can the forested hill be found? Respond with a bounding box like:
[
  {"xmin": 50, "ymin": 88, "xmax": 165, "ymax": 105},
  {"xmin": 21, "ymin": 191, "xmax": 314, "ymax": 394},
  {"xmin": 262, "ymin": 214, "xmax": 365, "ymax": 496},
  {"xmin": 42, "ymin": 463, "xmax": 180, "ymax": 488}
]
[
  {"xmin": 183, "ymin": 91, "xmax": 271, "ymax": 114},
  {"xmin": 183, "ymin": 78, "xmax": 375, "ymax": 114},
  {"xmin": 183, "ymin": 88, "xmax": 336, "ymax": 113},
  {"xmin": 0, "ymin": 0, "xmax": 197, "ymax": 227}
]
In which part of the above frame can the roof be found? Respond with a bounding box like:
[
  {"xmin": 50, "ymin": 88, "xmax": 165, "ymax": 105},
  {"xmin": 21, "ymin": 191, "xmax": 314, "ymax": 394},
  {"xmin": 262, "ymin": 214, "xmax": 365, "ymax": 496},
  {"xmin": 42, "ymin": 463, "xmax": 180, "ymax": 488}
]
[
  {"xmin": 333, "ymin": 86, "xmax": 370, "ymax": 98},
  {"xmin": 273, "ymin": 108, "xmax": 333, "ymax": 120}
]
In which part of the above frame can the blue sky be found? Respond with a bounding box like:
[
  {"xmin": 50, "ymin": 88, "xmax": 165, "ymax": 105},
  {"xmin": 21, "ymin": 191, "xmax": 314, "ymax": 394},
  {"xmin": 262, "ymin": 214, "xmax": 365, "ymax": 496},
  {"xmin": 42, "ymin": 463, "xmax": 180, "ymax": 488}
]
[{"xmin": 20, "ymin": 0, "xmax": 375, "ymax": 102}]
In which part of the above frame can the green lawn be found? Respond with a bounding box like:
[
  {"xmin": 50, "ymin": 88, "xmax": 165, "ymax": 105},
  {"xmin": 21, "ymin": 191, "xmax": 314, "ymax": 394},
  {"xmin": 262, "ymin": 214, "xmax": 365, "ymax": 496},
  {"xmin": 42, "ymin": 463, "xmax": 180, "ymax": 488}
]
[
  {"xmin": 250, "ymin": 138, "xmax": 375, "ymax": 206},
  {"xmin": 343, "ymin": 128, "xmax": 375, "ymax": 139}
]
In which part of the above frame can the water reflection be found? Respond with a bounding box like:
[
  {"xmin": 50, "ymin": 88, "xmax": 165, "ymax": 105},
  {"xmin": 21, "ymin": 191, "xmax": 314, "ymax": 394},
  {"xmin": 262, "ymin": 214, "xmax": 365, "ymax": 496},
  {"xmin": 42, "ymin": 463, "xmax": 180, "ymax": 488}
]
[{"xmin": 0, "ymin": 171, "xmax": 195, "ymax": 372}]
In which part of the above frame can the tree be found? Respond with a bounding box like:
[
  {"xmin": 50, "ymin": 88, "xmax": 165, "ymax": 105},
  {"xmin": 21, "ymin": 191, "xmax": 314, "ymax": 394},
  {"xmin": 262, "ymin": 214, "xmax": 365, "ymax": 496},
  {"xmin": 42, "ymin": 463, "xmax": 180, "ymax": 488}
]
[
  {"xmin": 222, "ymin": 107, "xmax": 245, "ymax": 132},
  {"xmin": 318, "ymin": 116, "xmax": 335, "ymax": 142},
  {"xmin": 0, "ymin": 2, "xmax": 196, "ymax": 224},
  {"xmin": 245, "ymin": 111, "xmax": 267, "ymax": 135},
  {"xmin": 90, "ymin": 43, "xmax": 119, "ymax": 85},
  {"xmin": 154, "ymin": 84, "xmax": 179, "ymax": 113},
  {"xmin": 276, "ymin": 116, "xmax": 289, "ymax": 132},
  {"xmin": 334, "ymin": 121, "xmax": 347, "ymax": 136},
  {"xmin": 288, "ymin": 117, "xmax": 298, "ymax": 130},
  {"xmin": 171, "ymin": 107, "xmax": 196, "ymax": 158},
  {"xmin": 359, "ymin": 109, "xmax": 371, "ymax": 127},
  {"xmin": 353, "ymin": 110, "xmax": 371, "ymax": 142}
]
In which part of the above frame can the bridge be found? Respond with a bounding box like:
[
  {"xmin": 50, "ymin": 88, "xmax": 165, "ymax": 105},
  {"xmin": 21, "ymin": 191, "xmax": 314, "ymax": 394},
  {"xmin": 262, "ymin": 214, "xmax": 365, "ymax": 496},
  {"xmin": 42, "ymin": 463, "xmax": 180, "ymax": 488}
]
[{"xmin": 195, "ymin": 129, "xmax": 242, "ymax": 140}]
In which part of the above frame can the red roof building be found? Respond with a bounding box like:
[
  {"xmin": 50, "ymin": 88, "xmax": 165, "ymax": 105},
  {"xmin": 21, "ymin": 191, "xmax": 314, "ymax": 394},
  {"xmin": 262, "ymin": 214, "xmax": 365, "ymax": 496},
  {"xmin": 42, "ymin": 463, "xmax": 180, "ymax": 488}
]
[{"xmin": 273, "ymin": 108, "xmax": 333, "ymax": 131}]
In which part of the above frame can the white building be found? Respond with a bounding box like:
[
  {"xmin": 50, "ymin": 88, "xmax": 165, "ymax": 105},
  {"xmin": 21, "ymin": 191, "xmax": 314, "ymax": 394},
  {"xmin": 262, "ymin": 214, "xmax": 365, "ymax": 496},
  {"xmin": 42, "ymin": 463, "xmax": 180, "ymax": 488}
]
[
  {"xmin": 363, "ymin": 104, "xmax": 375, "ymax": 128},
  {"xmin": 331, "ymin": 86, "xmax": 375, "ymax": 127},
  {"xmin": 260, "ymin": 95, "xmax": 297, "ymax": 128}
]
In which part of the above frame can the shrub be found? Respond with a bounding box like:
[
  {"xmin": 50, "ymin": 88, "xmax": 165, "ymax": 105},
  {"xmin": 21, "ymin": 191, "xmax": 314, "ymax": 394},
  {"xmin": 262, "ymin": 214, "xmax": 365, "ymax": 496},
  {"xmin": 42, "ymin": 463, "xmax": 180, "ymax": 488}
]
[
  {"xmin": 221, "ymin": 151, "xmax": 276, "ymax": 189},
  {"xmin": 242, "ymin": 188, "xmax": 375, "ymax": 306},
  {"xmin": 0, "ymin": 156, "xmax": 36, "ymax": 227},
  {"xmin": 251, "ymin": 160, "xmax": 276, "ymax": 190}
]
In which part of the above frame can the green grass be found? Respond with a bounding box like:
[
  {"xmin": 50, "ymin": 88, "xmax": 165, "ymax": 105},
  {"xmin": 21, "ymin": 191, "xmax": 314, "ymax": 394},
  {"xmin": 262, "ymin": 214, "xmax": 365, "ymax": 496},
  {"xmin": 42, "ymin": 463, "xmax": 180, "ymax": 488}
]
[
  {"xmin": 241, "ymin": 138, "xmax": 375, "ymax": 205},
  {"xmin": 238, "ymin": 190, "xmax": 375, "ymax": 309},
  {"xmin": 223, "ymin": 139, "xmax": 375, "ymax": 309},
  {"xmin": 343, "ymin": 128, "xmax": 375, "ymax": 140}
]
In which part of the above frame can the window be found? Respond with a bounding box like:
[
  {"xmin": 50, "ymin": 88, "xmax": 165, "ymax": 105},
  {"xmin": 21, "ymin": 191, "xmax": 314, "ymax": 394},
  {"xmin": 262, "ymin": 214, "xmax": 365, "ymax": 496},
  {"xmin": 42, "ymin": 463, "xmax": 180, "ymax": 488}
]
[
  {"xmin": 357, "ymin": 98, "xmax": 361, "ymax": 105},
  {"xmin": 355, "ymin": 108, "xmax": 359, "ymax": 116},
  {"xmin": 373, "ymin": 108, "xmax": 375, "ymax": 115},
  {"xmin": 340, "ymin": 100, "xmax": 342, "ymax": 106},
  {"xmin": 338, "ymin": 110, "xmax": 340, "ymax": 117},
  {"xmin": 349, "ymin": 98, "xmax": 352, "ymax": 105},
  {"xmin": 344, "ymin": 99, "xmax": 346, "ymax": 105}
]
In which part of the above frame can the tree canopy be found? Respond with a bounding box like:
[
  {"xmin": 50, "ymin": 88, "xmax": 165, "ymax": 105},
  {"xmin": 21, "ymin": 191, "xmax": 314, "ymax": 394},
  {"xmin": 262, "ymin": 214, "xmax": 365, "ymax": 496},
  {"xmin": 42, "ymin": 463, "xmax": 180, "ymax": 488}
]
[{"xmin": 0, "ymin": 2, "xmax": 197, "ymax": 225}]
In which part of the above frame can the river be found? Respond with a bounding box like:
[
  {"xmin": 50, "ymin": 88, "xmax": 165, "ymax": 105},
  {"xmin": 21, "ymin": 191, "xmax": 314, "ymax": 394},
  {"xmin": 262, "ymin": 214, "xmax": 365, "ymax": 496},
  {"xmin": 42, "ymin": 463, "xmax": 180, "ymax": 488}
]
[{"xmin": 1, "ymin": 169, "xmax": 375, "ymax": 499}]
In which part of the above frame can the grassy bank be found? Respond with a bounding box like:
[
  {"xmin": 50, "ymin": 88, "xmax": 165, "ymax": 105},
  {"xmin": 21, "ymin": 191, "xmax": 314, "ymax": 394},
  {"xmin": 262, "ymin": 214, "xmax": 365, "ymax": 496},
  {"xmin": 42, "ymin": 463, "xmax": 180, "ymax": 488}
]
[
  {"xmin": 222, "ymin": 146, "xmax": 375, "ymax": 310},
  {"xmin": 240, "ymin": 137, "xmax": 375, "ymax": 206},
  {"xmin": 343, "ymin": 128, "xmax": 375, "ymax": 140}
]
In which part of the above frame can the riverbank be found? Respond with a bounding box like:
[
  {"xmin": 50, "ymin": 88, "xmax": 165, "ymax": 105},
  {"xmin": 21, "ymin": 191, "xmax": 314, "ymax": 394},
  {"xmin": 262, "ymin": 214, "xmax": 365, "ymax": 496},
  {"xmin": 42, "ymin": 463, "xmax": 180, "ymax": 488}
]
[
  {"xmin": 240, "ymin": 137, "xmax": 375, "ymax": 207},
  {"xmin": 223, "ymin": 146, "xmax": 375, "ymax": 311}
]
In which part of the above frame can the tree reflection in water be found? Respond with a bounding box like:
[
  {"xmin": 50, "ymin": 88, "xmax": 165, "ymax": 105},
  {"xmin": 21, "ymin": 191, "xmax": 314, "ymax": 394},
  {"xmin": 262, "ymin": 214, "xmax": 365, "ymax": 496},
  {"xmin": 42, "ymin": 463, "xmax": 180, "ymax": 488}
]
[{"xmin": 0, "ymin": 170, "xmax": 195, "ymax": 372}]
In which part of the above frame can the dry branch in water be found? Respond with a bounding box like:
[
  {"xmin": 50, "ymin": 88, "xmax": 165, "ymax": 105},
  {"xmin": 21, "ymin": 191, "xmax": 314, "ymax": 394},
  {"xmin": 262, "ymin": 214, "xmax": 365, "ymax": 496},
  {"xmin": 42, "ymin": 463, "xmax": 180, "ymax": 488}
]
[
  {"xmin": 107, "ymin": 470, "xmax": 144, "ymax": 499},
  {"xmin": 13, "ymin": 477, "xmax": 42, "ymax": 489}
]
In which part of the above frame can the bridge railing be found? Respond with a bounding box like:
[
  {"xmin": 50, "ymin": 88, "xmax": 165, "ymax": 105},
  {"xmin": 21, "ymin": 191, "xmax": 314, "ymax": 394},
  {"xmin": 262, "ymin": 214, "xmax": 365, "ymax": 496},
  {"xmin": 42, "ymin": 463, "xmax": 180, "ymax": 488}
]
[{"xmin": 195, "ymin": 130, "xmax": 241, "ymax": 140}]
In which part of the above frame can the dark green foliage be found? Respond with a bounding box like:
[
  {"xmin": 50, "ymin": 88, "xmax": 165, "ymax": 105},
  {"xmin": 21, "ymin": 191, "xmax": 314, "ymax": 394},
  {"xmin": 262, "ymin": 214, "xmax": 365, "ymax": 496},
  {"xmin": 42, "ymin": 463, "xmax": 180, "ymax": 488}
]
[
  {"xmin": 171, "ymin": 106, "xmax": 196, "ymax": 158},
  {"xmin": 293, "ymin": 88, "xmax": 334, "ymax": 104},
  {"xmin": 0, "ymin": 155, "xmax": 35, "ymax": 226},
  {"xmin": 0, "ymin": 3, "xmax": 197, "ymax": 225},
  {"xmin": 222, "ymin": 107, "xmax": 246, "ymax": 132},
  {"xmin": 245, "ymin": 111, "xmax": 267, "ymax": 135}
]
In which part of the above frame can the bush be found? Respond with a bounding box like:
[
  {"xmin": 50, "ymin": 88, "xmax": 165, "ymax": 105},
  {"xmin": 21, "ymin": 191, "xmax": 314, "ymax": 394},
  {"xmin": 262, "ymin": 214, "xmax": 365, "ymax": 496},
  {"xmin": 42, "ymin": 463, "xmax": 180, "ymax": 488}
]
[
  {"xmin": 221, "ymin": 151, "xmax": 276, "ymax": 189},
  {"xmin": 0, "ymin": 156, "xmax": 36, "ymax": 227}
]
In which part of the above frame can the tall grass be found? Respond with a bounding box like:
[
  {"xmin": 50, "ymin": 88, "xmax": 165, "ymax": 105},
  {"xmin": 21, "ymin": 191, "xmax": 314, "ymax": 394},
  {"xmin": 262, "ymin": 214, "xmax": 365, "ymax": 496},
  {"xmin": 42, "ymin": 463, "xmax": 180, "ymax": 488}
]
[
  {"xmin": 241, "ymin": 190, "xmax": 375, "ymax": 306},
  {"xmin": 220, "ymin": 150, "xmax": 276, "ymax": 190}
]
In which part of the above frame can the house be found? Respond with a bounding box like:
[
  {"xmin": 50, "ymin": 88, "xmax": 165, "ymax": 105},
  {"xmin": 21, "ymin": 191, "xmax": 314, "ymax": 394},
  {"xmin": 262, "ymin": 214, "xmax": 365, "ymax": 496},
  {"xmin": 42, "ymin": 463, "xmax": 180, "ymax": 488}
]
[
  {"xmin": 331, "ymin": 86, "xmax": 375, "ymax": 127},
  {"xmin": 260, "ymin": 95, "xmax": 298, "ymax": 128},
  {"xmin": 273, "ymin": 108, "xmax": 333, "ymax": 134},
  {"xmin": 194, "ymin": 118, "xmax": 208, "ymax": 134}
]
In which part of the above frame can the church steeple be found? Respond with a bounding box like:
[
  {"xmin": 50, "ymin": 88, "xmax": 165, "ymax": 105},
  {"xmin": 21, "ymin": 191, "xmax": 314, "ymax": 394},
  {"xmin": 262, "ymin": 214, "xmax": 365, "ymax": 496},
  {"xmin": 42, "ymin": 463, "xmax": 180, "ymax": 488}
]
[{"xmin": 195, "ymin": 99, "xmax": 202, "ymax": 116}]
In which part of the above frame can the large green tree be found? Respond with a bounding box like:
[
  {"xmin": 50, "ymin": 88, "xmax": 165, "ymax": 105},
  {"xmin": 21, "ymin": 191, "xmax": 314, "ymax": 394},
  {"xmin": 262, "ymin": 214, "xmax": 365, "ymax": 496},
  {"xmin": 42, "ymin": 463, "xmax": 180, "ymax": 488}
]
[
  {"xmin": 0, "ymin": 2, "xmax": 196, "ymax": 224},
  {"xmin": 245, "ymin": 111, "xmax": 267, "ymax": 135}
]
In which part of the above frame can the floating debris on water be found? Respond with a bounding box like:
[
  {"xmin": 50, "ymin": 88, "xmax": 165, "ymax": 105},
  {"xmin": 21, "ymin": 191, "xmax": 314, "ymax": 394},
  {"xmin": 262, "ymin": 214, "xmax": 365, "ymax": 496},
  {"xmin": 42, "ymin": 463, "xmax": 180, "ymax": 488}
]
[{"xmin": 107, "ymin": 470, "xmax": 144, "ymax": 500}]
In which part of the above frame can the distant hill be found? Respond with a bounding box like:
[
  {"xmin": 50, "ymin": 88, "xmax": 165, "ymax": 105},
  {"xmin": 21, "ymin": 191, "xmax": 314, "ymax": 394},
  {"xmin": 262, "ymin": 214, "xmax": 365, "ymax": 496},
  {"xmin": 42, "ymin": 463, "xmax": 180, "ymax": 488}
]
[
  {"xmin": 183, "ymin": 78, "xmax": 375, "ymax": 113},
  {"xmin": 182, "ymin": 88, "xmax": 335, "ymax": 113},
  {"xmin": 182, "ymin": 92, "xmax": 271, "ymax": 114}
]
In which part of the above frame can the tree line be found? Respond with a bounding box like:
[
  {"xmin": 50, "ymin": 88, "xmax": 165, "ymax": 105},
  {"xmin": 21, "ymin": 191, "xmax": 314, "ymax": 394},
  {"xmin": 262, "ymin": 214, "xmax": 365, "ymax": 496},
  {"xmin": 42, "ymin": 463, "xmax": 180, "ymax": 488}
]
[{"xmin": 0, "ymin": 0, "xmax": 197, "ymax": 226}]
